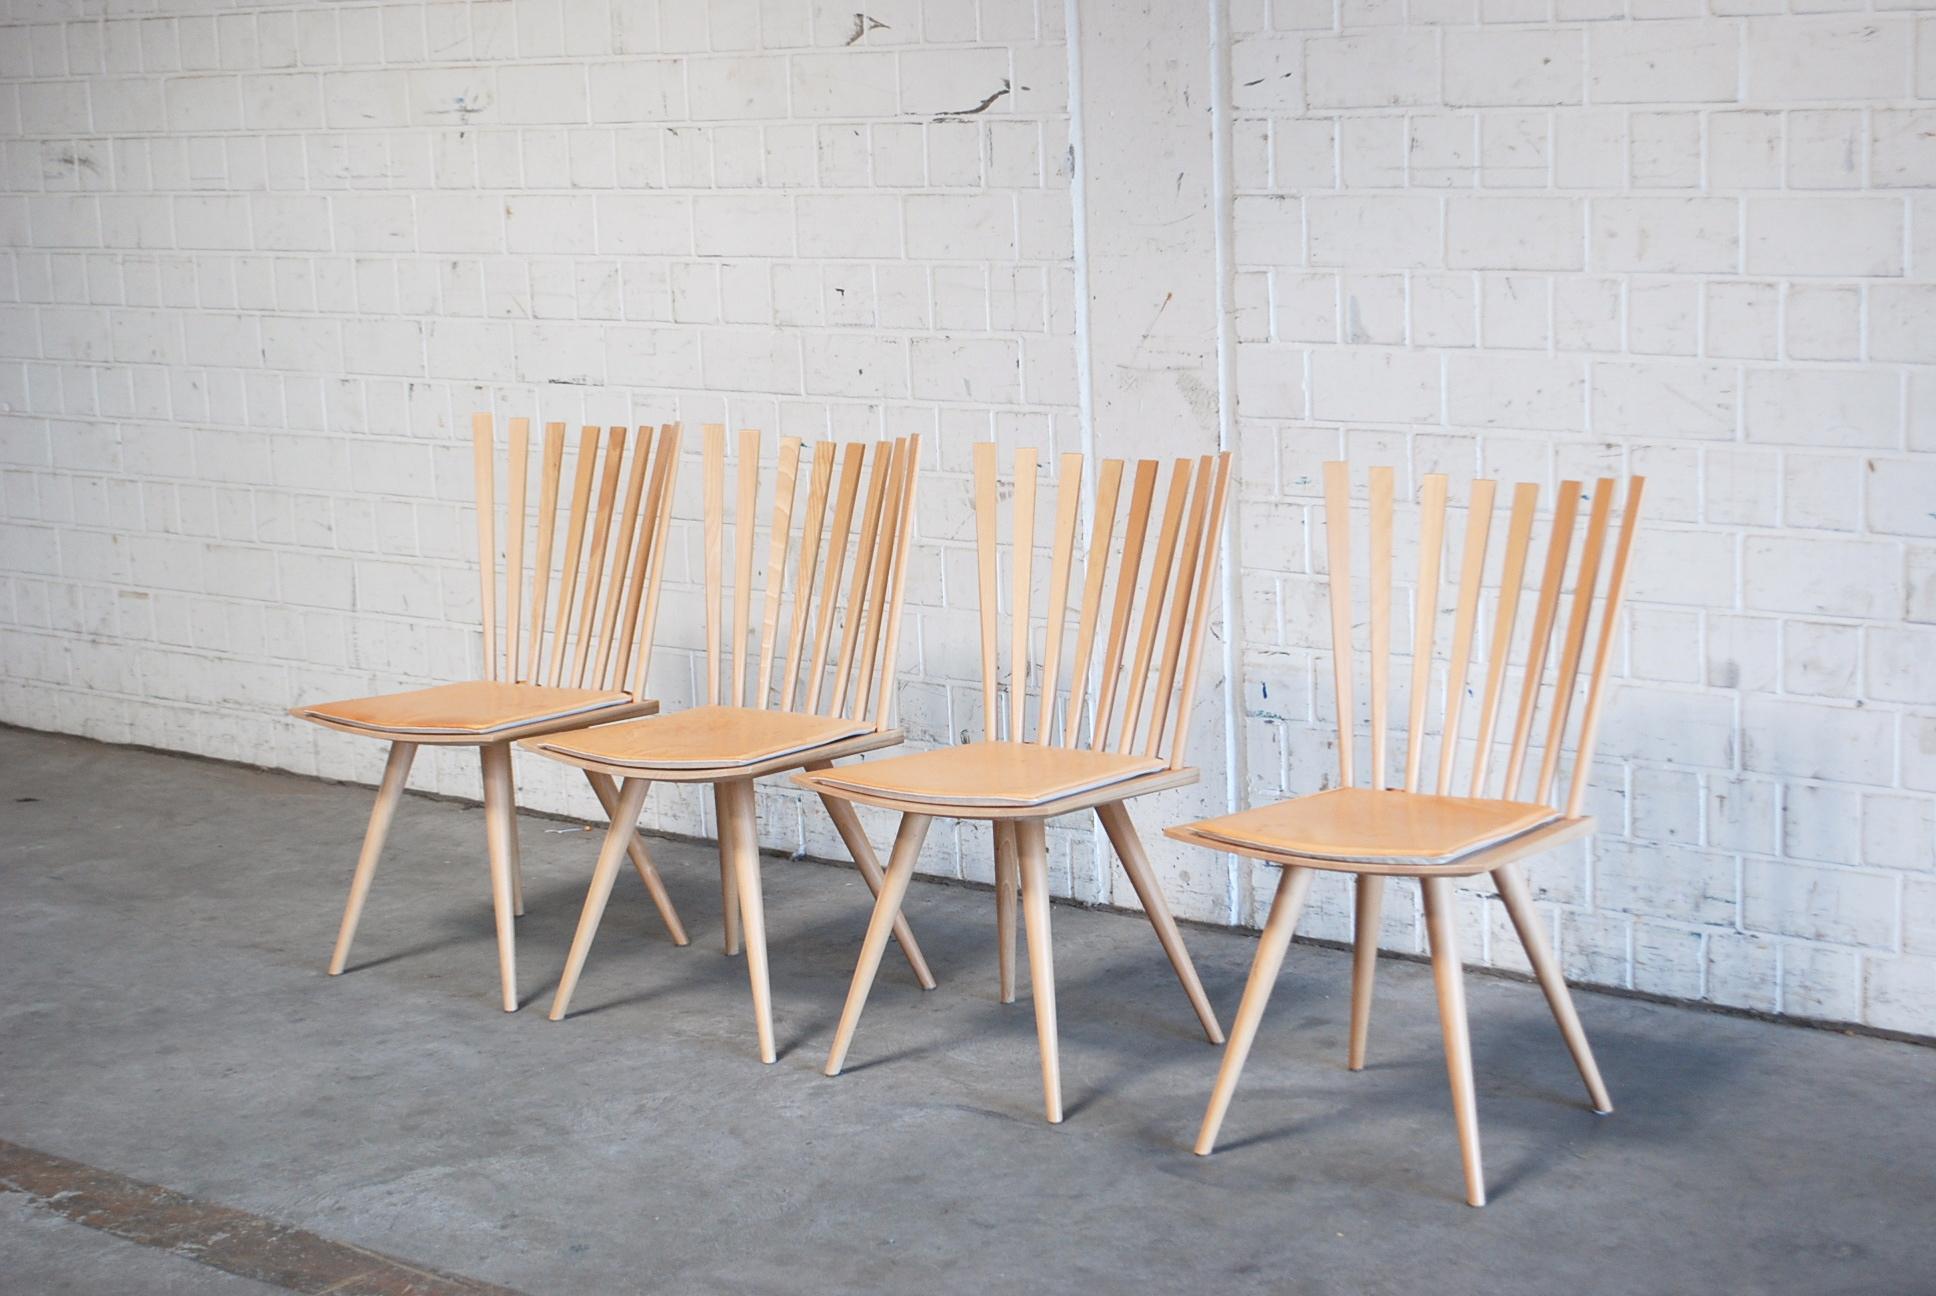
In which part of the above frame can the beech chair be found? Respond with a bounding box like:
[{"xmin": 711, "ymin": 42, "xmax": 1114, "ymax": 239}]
[
  {"xmin": 293, "ymin": 415, "xmax": 689, "ymax": 1012},
  {"xmin": 1173, "ymin": 463, "xmax": 1644, "ymax": 1206},
  {"xmin": 799, "ymin": 444, "xmax": 1233, "ymax": 1123},
  {"xmin": 524, "ymin": 428, "xmax": 932, "ymax": 1063}
]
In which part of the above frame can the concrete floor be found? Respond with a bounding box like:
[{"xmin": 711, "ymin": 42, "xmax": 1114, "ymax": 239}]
[{"xmin": 2, "ymin": 727, "xmax": 1933, "ymax": 1295}]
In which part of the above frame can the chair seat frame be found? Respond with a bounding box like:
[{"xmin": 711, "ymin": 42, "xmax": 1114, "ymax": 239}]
[
  {"xmin": 294, "ymin": 416, "xmax": 690, "ymax": 1012},
  {"xmin": 1182, "ymin": 462, "xmax": 1644, "ymax": 1207},
  {"xmin": 807, "ymin": 444, "xmax": 1236, "ymax": 1124},
  {"xmin": 532, "ymin": 429, "xmax": 932, "ymax": 1066}
]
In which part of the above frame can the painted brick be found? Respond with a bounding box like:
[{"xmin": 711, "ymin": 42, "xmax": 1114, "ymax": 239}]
[
  {"xmin": 1746, "ymin": 198, "xmax": 1905, "ymax": 278},
  {"xmin": 1590, "ymin": 198, "xmax": 1738, "ymax": 274},
  {"xmin": 1587, "ymin": 22, "xmax": 1739, "ymax": 104}
]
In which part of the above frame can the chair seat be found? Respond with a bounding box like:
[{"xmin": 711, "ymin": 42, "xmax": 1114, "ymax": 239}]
[
  {"xmin": 805, "ymin": 741, "xmax": 1165, "ymax": 809},
  {"xmin": 527, "ymin": 705, "xmax": 874, "ymax": 773},
  {"xmin": 295, "ymin": 681, "xmax": 638, "ymax": 737},
  {"xmin": 1179, "ymin": 786, "xmax": 1558, "ymax": 867}
]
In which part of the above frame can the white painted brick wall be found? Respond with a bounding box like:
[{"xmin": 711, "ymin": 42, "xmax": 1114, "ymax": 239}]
[
  {"xmin": 1231, "ymin": 0, "xmax": 1936, "ymax": 1036},
  {"xmin": 2, "ymin": 0, "xmax": 1932, "ymax": 1036},
  {"xmin": 0, "ymin": 0, "xmax": 1078, "ymax": 888}
]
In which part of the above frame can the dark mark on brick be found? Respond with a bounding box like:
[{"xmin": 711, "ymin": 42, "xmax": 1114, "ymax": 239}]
[{"xmin": 933, "ymin": 80, "xmax": 1011, "ymax": 121}]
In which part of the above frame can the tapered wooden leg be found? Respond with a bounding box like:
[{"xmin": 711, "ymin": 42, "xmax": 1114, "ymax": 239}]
[
  {"xmin": 994, "ymin": 821, "xmax": 1019, "ymax": 1004},
  {"xmin": 1348, "ymin": 875, "xmax": 1385, "ymax": 1071},
  {"xmin": 719, "ymin": 834, "xmax": 742, "ymax": 958},
  {"xmin": 328, "ymin": 740, "xmax": 417, "ymax": 975},
  {"xmin": 583, "ymin": 770, "xmax": 687, "ymax": 947},
  {"xmin": 815, "ymin": 785, "xmax": 935, "ymax": 989},
  {"xmin": 479, "ymin": 742, "xmax": 521, "ymax": 1013},
  {"xmin": 1422, "ymin": 875, "xmax": 1485, "ymax": 1207},
  {"xmin": 507, "ymin": 792, "xmax": 525, "ymax": 918},
  {"xmin": 547, "ymin": 776, "xmax": 652, "ymax": 1021},
  {"xmin": 719, "ymin": 780, "xmax": 775, "ymax": 1064},
  {"xmin": 1495, "ymin": 862, "xmax": 1613, "ymax": 1114},
  {"xmin": 1015, "ymin": 819, "xmax": 1062, "ymax": 1124},
  {"xmin": 824, "ymin": 813, "xmax": 934, "ymax": 1077},
  {"xmin": 1096, "ymin": 801, "xmax": 1224, "ymax": 1045},
  {"xmin": 1195, "ymin": 865, "xmax": 1313, "ymax": 1156}
]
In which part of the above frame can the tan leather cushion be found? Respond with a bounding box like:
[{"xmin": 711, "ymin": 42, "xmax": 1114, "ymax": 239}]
[
  {"xmin": 806, "ymin": 741, "xmax": 1164, "ymax": 808},
  {"xmin": 1182, "ymin": 787, "xmax": 1557, "ymax": 865},
  {"xmin": 531, "ymin": 705, "xmax": 873, "ymax": 771},
  {"xmin": 297, "ymin": 681, "xmax": 635, "ymax": 736}
]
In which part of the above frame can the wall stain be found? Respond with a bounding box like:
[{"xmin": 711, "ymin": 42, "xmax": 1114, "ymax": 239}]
[{"xmin": 933, "ymin": 80, "xmax": 1010, "ymax": 122}]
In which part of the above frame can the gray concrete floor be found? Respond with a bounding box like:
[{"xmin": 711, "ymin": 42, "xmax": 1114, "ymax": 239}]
[{"xmin": 2, "ymin": 727, "xmax": 1933, "ymax": 1295}]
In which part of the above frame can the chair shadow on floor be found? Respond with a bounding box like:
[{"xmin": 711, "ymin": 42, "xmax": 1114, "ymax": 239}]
[{"xmin": 1137, "ymin": 971, "xmax": 1760, "ymax": 1205}]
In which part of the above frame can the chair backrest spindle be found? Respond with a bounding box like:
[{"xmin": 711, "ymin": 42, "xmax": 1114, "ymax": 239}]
[
  {"xmin": 1321, "ymin": 461, "xmax": 1357, "ymax": 790},
  {"xmin": 471, "ymin": 412, "xmax": 498, "ymax": 681},
  {"xmin": 1403, "ymin": 473, "xmax": 1448, "ymax": 793},
  {"xmin": 567, "ymin": 427, "xmax": 627, "ymax": 687},
  {"xmin": 526, "ymin": 423, "xmax": 565, "ymax": 685},
  {"xmin": 1467, "ymin": 482, "xmax": 1537, "ymax": 797},
  {"xmin": 1037, "ymin": 453, "xmax": 1085, "ymax": 746},
  {"xmin": 1565, "ymin": 478, "xmax": 1646, "ymax": 818},
  {"xmin": 547, "ymin": 426, "xmax": 600, "ymax": 688},
  {"xmin": 1061, "ymin": 459, "xmax": 1125, "ymax": 747},
  {"xmin": 696, "ymin": 430, "xmax": 919, "ymax": 726},
  {"xmin": 1535, "ymin": 479, "xmax": 1615, "ymax": 805},
  {"xmin": 1143, "ymin": 455, "xmax": 1216, "ymax": 758},
  {"xmin": 593, "ymin": 426, "xmax": 655, "ymax": 688},
  {"xmin": 1319, "ymin": 464, "xmax": 1643, "ymax": 816},
  {"xmin": 830, "ymin": 439, "xmax": 897, "ymax": 718},
  {"xmin": 973, "ymin": 442, "xmax": 1003, "ymax": 738},
  {"xmin": 469, "ymin": 414, "xmax": 681, "ymax": 701},
  {"xmin": 781, "ymin": 443, "xmax": 837, "ymax": 709},
  {"xmin": 1008, "ymin": 448, "xmax": 1038, "ymax": 742},
  {"xmin": 1367, "ymin": 466, "xmax": 1395, "ymax": 789},
  {"xmin": 1436, "ymin": 477, "xmax": 1496, "ymax": 797},
  {"xmin": 1090, "ymin": 460, "xmax": 1158, "ymax": 753},
  {"xmin": 1115, "ymin": 458, "xmax": 1194, "ymax": 754},
  {"xmin": 805, "ymin": 444, "xmax": 867, "ymax": 713},
  {"xmin": 974, "ymin": 445, "xmax": 1232, "ymax": 771},
  {"xmin": 1503, "ymin": 481, "xmax": 1581, "ymax": 800},
  {"xmin": 754, "ymin": 438, "xmax": 803, "ymax": 709},
  {"xmin": 502, "ymin": 417, "xmax": 529, "ymax": 682},
  {"xmin": 1158, "ymin": 451, "xmax": 1235, "ymax": 765},
  {"xmin": 624, "ymin": 424, "xmax": 681, "ymax": 699}
]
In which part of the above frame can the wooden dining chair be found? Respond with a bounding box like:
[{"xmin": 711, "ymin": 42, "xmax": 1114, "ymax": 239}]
[
  {"xmin": 798, "ymin": 444, "xmax": 1233, "ymax": 1123},
  {"xmin": 1173, "ymin": 463, "xmax": 1644, "ymax": 1206},
  {"xmin": 523, "ymin": 428, "xmax": 933, "ymax": 1063},
  {"xmin": 292, "ymin": 415, "xmax": 689, "ymax": 1012}
]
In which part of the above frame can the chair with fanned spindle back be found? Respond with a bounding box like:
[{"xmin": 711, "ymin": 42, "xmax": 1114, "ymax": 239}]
[
  {"xmin": 293, "ymin": 414, "xmax": 689, "ymax": 1013},
  {"xmin": 524, "ymin": 428, "xmax": 932, "ymax": 1064},
  {"xmin": 1173, "ymin": 463, "xmax": 1644, "ymax": 1206},
  {"xmin": 798, "ymin": 444, "xmax": 1233, "ymax": 1124}
]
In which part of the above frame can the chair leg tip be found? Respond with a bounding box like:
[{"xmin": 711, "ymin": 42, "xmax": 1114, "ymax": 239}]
[
  {"xmin": 1592, "ymin": 1105, "xmax": 1614, "ymax": 1116},
  {"xmin": 1204, "ymin": 1028, "xmax": 1226, "ymax": 1047}
]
